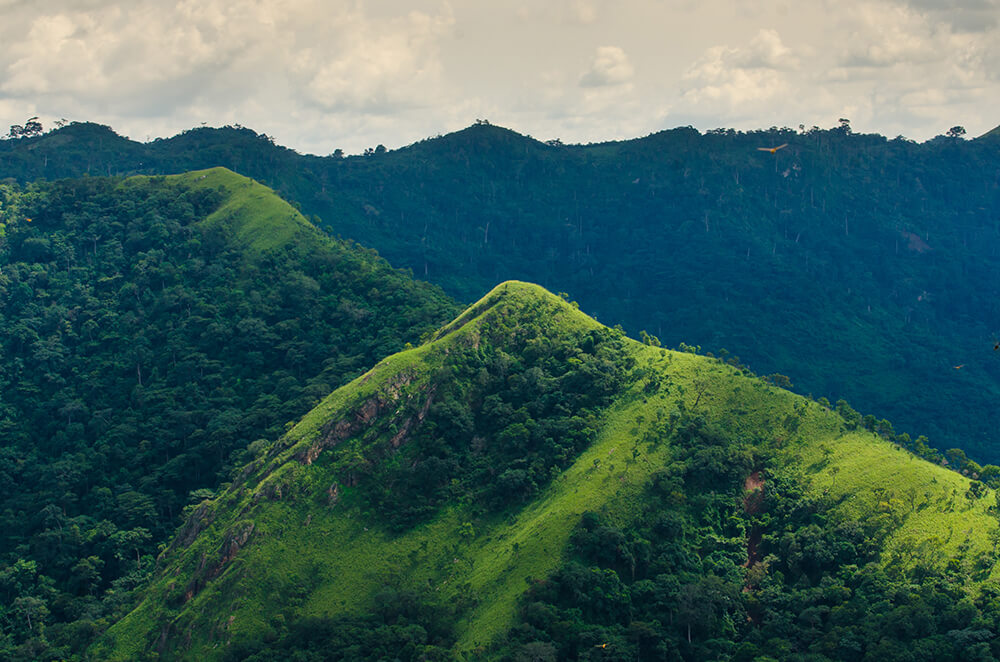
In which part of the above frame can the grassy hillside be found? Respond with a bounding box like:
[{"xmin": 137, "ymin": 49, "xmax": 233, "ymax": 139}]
[
  {"xmin": 172, "ymin": 168, "xmax": 323, "ymax": 256},
  {"xmin": 99, "ymin": 282, "xmax": 1000, "ymax": 661},
  {"xmin": 0, "ymin": 168, "xmax": 458, "ymax": 660}
]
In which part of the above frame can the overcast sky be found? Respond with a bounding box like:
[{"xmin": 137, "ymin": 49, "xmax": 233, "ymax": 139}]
[{"xmin": 0, "ymin": 0, "xmax": 997, "ymax": 155}]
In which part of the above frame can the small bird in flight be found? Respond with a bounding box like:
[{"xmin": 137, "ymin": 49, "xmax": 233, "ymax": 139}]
[
  {"xmin": 757, "ymin": 144, "xmax": 788, "ymax": 154},
  {"xmin": 954, "ymin": 364, "xmax": 965, "ymax": 370}
]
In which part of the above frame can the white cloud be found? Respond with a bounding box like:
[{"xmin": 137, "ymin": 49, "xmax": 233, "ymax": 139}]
[
  {"xmin": 837, "ymin": 3, "xmax": 949, "ymax": 68},
  {"xmin": 294, "ymin": 9, "xmax": 455, "ymax": 113},
  {"xmin": 735, "ymin": 29, "xmax": 796, "ymax": 69},
  {"xmin": 0, "ymin": 0, "xmax": 998, "ymax": 152},
  {"xmin": 579, "ymin": 46, "xmax": 634, "ymax": 87},
  {"xmin": 0, "ymin": 0, "xmax": 463, "ymax": 151},
  {"xmin": 568, "ymin": 1, "xmax": 599, "ymax": 25},
  {"xmin": 679, "ymin": 29, "xmax": 793, "ymax": 112}
]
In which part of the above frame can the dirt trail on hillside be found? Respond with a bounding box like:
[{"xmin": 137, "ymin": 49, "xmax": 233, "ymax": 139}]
[
  {"xmin": 742, "ymin": 470, "xmax": 766, "ymax": 626},
  {"xmin": 742, "ymin": 471, "xmax": 765, "ymax": 571}
]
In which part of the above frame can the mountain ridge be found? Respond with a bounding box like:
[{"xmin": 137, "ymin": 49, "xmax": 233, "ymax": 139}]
[{"xmin": 4, "ymin": 119, "xmax": 998, "ymax": 462}]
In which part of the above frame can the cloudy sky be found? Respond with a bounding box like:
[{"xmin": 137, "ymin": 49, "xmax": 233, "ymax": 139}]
[{"xmin": 0, "ymin": 0, "xmax": 997, "ymax": 155}]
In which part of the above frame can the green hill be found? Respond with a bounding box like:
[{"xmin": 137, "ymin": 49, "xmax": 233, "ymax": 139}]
[
  {"xmin": 0, "ymin": 168, "xmax": 458, "ymax": 659},
  {"xmin": 3, "ymin": 121, "xmax": 1000, "ymax": 463},
  {"xmin": 98, "ymin": 282, "xmax": 1000, "ymax": 661}
]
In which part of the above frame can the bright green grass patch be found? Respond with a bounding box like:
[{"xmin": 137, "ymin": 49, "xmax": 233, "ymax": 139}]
[
  {"xmin": 452, "ymin": 391, "xmax": 673, "ymax": 654},
  {"xmin": 117, "ymin": 166, "xmax": 324, "ymax": 260},
  {"xmin": 796, "ymin": 427, "xmax": 1000, "ymax": 579},
  {"xmin": 179, "ymin": 167, "xmax": 325, "ymax": 255},
  {"xmin": 431, "ymin": 280, "xmax": 602, "ymax": 342}
]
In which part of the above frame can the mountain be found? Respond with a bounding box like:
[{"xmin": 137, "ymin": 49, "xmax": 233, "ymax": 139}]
[
  {"xmin": 979, "ymin": 125, "xmax": 1000, "ymax": 140},
  {"xmin": 0, "ymin": 168, "xmax": 458, "ymax": 659},
  {"xmin": 3, "ymin": 122, "xmax": 1000, "ymax": 463},
  {"xmin": 97, "ymin": 282, "xmax": 1000, "ymax": 661}
]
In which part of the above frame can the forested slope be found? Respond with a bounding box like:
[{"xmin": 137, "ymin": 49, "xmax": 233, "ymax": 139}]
[
  {"xmin": 100, "ymin": 283, "xmax": 1000, "ymax": 661},
  {"xmin": 0, "ymin": 168, "xmax": 458, "ymax": 659},
  {"xmin": 2, "ymin": 121, "xmax": 999, "ymax": 461}
]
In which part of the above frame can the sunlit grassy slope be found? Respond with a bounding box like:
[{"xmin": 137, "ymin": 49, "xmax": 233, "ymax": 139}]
[
  {"xmin": 123, "ymin": 166, "xmax": 326, "ymax": 256},
  {"xmin": 99, "ymin": 281, "xmax": 1000, "ymax": 661}
]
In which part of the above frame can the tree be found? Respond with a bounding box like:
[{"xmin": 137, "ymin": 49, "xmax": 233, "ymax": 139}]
[
  {"xmin": 767, "ymin": 373, "xmax": 793, "ymax": 389},
  {"xmin": 13, "ymin": 596, "xmax": 49, "ymax": 633},
  {"xmin": 23, "ymin": 117, "xmax": 43, "ymax": 137},
  {"xmin": 946, "ymin": 126, "xmax": 967, "ymax": 139},
  {"xmin": 639, "ymin": 330, "xmax": 661, "ymax": 347},
  {"xmin": 8, "ymin": 117, "xmax": 43, "ymax": 139}
]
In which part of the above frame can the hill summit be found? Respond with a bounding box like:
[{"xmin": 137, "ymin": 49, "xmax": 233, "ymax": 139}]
[{"xmin": 99, "ymin": 282, "xmax": 1000, "ymax": 661}]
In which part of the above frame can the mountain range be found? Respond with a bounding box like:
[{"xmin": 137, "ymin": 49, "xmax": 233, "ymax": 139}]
[
  {"xmin": 2, "ymin": 121, "xmax": 1000, "ymax": 660},
  {"xmin": 3, "ymin": 120, "xmax": 1000, "ymax": 461}
]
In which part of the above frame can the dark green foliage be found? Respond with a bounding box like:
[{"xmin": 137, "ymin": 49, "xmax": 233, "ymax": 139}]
[
  {"xmin": 6, "ymin": 122, "xmax": 1000, "ymax": 660},
  {"xmin": 0, "ymin": 175, "xmax": 457, "ymax": 659},
  {"xmin": 497, "ymin": 416, "xmax": 1000, "ymax": 661},
  {"xmin": 359, "ymin": 299, "xmax": 635, "ymax": 530},
  {"xmin": 222, "ymin": 588, "xmax": 456, "ymax": 662}
]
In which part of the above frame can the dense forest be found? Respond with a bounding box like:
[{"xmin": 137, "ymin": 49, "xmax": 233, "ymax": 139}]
[
  {"xmin": 0, "ymin": 171, "xmax": 457, "ymax": 660},
  {"xmin": 2, "ymin": 121, "xmax": 999, "ymax": 463}
]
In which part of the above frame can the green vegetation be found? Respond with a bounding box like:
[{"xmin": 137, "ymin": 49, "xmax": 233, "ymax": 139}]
[
  {"xmin": 6, "ymin": 122, "xmax": 1000, "ymax": 660},
  {"xmin": 2, "ymin": 120, "xmax": 1000, "ymax": 462},
  {"xmin": 0, "ymin": 169, "xmax": 458, "ymax": 659},
  {"xmin": 97, "ymin": 283, "xmax": 1000, "ymax": 660}
]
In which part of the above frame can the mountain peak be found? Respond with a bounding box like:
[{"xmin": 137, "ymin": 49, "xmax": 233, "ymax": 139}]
[
  {"xmin": 160, "ymin": 167, "xmax": 324, "ymax": 256},
  {"xmin": 430, "ymin": 280, "xmax": 598, "ymax": 342}
]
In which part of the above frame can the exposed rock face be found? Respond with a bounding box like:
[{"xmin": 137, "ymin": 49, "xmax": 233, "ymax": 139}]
[
  {"xmin": 295, "ymin": 371, "xmax": 424, "ymax": 466},
  {"xmin": 183, "ymin": 520, "xmax": 256, "ymax": 604},
  {"xmin": 169, "ymin": 502, "xmax": 217, "ymax": 553}
]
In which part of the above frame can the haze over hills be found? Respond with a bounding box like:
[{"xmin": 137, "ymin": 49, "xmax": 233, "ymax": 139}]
[
  {"xmin": 2, "ymin": 120, "xmax": 999, "ymax": 463},
  {"xmin": 97, "ymin": 282, "xmax": 1000, "ymax": 661}
]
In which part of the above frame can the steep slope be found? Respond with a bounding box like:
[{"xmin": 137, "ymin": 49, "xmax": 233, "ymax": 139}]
[
  {"xmin": 978, "ymin": 125, "xmax": 1000, "ymax": 140},
  {"xmin": 3, "ymin": 122, "xmax": 1000, "ymax": 462},
  {"xmin": 99, "ymin": 282, "xmax": 1000, "ymax": 661},
  {"xmin": 0, "ymin": 168, "xmax": 458, "ymax": 659}
]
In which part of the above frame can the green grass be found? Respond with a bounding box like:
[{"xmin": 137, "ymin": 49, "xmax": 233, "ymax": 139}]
[
  {"xmin": 182, "ymin": 167, "xmax": 326, "ymax": 256},
  {"xmin": 99, "ymin": 281, "xmax": 1000, "ymax": 660},
  {"xmin": 795, "ymin": 428, "xmax": 999, "ymax": 578},
  {"xmin": 122, "ymin": 167, "xmax": 326, "ymax": 258}
]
